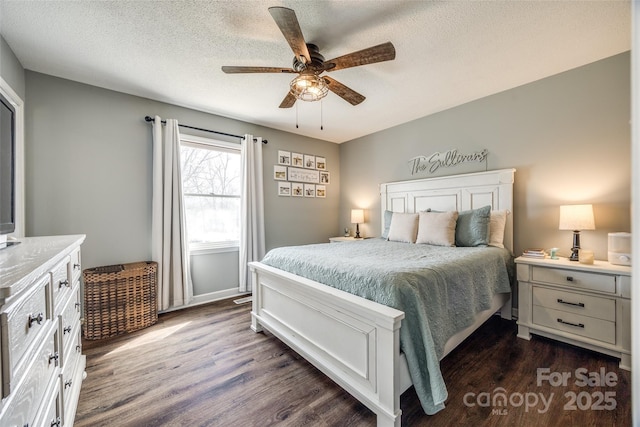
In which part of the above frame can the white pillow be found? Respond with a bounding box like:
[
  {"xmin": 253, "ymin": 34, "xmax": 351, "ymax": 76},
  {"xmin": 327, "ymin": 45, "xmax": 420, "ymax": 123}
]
[
  {"xmin": 387, "ymin": 213, "xmax": 419, "ymax": 243},
  {"xmin": 488, "ymin": 210, "xmax": 508, "ymax": 248},
  {"xmin": 416, "ymin": 211, "xmax": 458, "ymax": 246}
]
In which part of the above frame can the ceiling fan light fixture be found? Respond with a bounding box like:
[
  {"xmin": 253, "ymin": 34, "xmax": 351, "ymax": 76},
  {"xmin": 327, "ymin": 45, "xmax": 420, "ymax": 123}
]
[{"xmin": 290, "ymin": 73, "xmax": 328, "ymax": 102}]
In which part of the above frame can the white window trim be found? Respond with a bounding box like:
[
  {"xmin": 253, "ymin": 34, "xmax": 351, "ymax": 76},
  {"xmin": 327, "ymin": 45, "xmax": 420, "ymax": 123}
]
[
  {"xmin": 189, "ymin": 242, "xmax": 240, "ymax": 256},
  {"xmin": 181, "ymin": 133, "xmax": 239, "ymax": 151},
  {"xmin": 0, "ymin": 76, "xmax": 24, "ymax": 238},
  {"xmin": 180, "ymin": 133, "xmax": 241, "ymax": 253}
]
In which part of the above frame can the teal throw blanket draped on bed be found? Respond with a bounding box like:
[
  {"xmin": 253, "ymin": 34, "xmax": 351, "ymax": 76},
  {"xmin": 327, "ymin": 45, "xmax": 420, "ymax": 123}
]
[{"xmin": 261, "ymin": 238, "xmax": 513, "ymax": 415}]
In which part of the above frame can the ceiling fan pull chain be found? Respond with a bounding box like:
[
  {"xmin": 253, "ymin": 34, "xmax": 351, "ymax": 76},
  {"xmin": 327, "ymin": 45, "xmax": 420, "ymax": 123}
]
[
  {"xmin": 320, "ymin": 100, "xmax": 324, "ymax": 130},
  {"xmin": 296, "ymin": 102, "xmax": 299, "ymax": 129}
]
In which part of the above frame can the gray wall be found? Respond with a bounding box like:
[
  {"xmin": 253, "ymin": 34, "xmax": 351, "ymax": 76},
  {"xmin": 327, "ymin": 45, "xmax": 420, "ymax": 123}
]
[
  {"xmin": 24, "ymin": 71, "xmax": 339, "ymax": 295},
  {"xmin": 0, "ymin": 35, "xmax": 25, "ymax": 99},
  {"xmin": 340, "ymin": 52, "xmax": 631, "ymax": 262}
]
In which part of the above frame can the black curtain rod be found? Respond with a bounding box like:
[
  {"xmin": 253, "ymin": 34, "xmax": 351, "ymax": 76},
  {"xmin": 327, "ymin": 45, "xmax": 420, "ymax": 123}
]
[{"xmin": 144, "ymin": 116, "xmax": 267, "ymax": 144}]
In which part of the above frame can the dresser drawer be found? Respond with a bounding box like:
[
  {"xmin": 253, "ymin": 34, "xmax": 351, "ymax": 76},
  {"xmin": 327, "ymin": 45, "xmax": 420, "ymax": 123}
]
[
  {"xmin": 70, "ymin": 247, "xmax": 82, "ymax": 282},
  {"xmin": 61, "ymin": 325, "xmax": 83, "ymax": 419},
  {"xmin": 532, "ymin": 286, "xmax": 615, "ymax": 322},
  {"xmin": 531, "ymin": 266, "xmax": 616, "ymax": 293},
  {"xmin": 59, "ymin": 285, "xmax": 82, "ymax": 367},
  {"xmin": 33, "ymin": 373, "xmax": 61, "ymax": 427},
  {"xmin": 0, "ymin": 327, "xmax": 58, "ymax": 427},
  {"xmin": 51, "ymin": 256, "xmax": 72, "ymax": 311},
  {"xmin": 532, "ymin": 305, "xmax": 615, "ymax": 344},
  {"xmin": 1, "ymin": 275, "xmax": 51, "ymax": 396}
]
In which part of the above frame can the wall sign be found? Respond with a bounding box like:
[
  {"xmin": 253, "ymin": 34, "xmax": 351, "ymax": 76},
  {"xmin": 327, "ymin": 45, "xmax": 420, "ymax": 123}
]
[{"xmin": 408, "ymin": 148, "xmax": 488, "ymax": 175}]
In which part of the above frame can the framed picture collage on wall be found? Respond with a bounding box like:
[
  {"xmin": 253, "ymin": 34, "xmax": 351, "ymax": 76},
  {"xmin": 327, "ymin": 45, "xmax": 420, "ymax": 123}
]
[{"xmin": 274, "ymin": 150, "xmax": 329, "ymax": 198}]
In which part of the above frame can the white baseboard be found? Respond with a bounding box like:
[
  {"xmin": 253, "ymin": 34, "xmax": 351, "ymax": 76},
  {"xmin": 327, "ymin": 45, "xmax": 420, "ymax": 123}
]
[{"xmin": 159, "ymin": 288, "xmax": 250, "ymax": 314}]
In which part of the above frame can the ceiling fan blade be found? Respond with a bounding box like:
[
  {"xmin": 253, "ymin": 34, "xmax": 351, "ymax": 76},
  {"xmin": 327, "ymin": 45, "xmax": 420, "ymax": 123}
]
[
  {"xmin": 325, "ymin": 42, "xmax": 396, "ymax": 72},
  {"xmin": 222, "ymin": 66, "xmax": 296, "ymax": 74},
  {"xmin": 323, "ymin": 76, "xmax": 365, "ymax": 106},
  {"xmin": 268, "ymin": 7, "xmax": 311, "ymax": 64},
  {"xmin": 279, "ymin": 91, "xmax": 297, "ymax": 109}
]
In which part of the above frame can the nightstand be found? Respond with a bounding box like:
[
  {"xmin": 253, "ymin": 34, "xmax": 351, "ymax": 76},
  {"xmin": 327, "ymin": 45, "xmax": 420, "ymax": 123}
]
[
  {"xmin": 515, "ymin": 256, "xmax": 631, "ymax": 370},
  {"xmin": 329, "ymin": 236, "xmax": 367, "ymax": 243}
]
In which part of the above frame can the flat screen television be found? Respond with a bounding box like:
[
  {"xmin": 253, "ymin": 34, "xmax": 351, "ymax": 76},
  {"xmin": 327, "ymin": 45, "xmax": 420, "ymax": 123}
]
[{"xmin": 0, "ymin": 90, "xmax": 16, "ymax": 241}]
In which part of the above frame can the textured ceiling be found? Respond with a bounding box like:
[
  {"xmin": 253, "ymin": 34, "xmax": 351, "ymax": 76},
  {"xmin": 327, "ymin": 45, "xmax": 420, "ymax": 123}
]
[{"xmin": 0, "ymin": 1, "xmax": 631, "ymax": 143}]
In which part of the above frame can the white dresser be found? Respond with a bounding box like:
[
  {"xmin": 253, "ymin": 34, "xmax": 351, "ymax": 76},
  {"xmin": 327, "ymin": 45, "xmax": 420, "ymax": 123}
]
[
  {"xmin": 0, "ymin": 235, "xmax": 86, "ymax": 427},
  {"xmin": 516, "ymin": 256, "xmax": 631, "ymax": 370}
]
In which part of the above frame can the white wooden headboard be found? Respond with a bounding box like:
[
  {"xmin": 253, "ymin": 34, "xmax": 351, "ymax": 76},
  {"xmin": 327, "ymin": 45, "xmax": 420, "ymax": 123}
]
[{"xmin": 380, "ymin": 168, "xmax": 516, "ymax": 253}]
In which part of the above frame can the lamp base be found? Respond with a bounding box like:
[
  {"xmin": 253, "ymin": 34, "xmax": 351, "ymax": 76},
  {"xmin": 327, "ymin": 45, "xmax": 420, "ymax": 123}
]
[
  {"xmin": 569, "ymin": 230, "xmax": 581, "ymax": 261},
  {"xmin": 355, "ymin": 224, "xmax": 361, "ymax": 239},
  {"xmin": 569, "ymin": 248, "xmax": 579, "ymax": 261}
]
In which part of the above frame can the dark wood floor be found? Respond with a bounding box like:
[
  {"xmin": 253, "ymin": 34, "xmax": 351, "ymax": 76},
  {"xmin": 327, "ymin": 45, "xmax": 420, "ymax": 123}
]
[{"xmin": 75, "ymin": 298, "xmax": 630, "ymax": 427}]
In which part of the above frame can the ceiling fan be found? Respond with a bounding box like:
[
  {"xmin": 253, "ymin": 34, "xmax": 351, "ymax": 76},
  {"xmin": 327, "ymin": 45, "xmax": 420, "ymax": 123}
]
[{"xmin": 221, "ymin": 6, "xmax": 396, "ymax": 108}]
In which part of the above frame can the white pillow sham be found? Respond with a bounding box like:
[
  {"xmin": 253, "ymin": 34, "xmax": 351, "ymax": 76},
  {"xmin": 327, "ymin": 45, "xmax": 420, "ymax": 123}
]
[
  {"xmin": 416, "ymin": 211, "xmax": 458, "ymax": 246},
  {"xmin": 488, "ymin": 210, "xmax": 508, "ymax": 248},
  {"xmin": 387, "ymin": 213, "xmax": 419, "ymax": 243}
]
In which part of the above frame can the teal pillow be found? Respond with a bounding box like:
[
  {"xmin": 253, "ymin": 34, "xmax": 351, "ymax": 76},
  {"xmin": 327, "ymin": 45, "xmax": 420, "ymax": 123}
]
[
  {"xmin": 381, "ymin": 210, "xmax": 393, "ymax": 239},
  {"xmin": 455, "ymin": 205, "xmax": 491, "ymax": 247}
]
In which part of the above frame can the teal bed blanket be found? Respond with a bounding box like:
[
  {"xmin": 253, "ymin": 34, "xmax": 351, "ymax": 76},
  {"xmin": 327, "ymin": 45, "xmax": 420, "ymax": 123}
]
[{"xmin": 260, "ymin": 238, "xmax": 513, "ymax": 415}]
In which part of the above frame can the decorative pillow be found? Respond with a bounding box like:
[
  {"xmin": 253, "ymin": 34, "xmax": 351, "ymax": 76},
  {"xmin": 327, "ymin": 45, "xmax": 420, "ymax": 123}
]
[
  {"xmin": 387, "ymin": 213, "xmax": 419, "ymax": 243},
  {"xmin": 381, "ymin": 210, "xmax": 393, "ymax": 239},
  {"xmin": 455, "ymin": 205, "xmax": 491, "ymax": 247},
  {"xmin": 488, "ymin": 210, "xmax": 508, "ymax": 248},
  {"xmin": 416, "ymin": 211, "xmax": 458, "ymax": 246}
]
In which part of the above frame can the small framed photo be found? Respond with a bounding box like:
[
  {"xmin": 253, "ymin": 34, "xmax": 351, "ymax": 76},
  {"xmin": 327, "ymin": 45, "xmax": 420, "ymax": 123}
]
[
  {"xmin": 304, "ymin": 154, "xmax": 316, "ymax": 169},
  {"xmin": 274, "ymin": 165, "xmax": 287, "ymax": 181},
  {"xmin": 292, "ymin": 152, "xmax": 304, "ymax": 167},
  {"xmin": 315, "ymin": 185, "xmax": 326, "ymax": 198},
  {"xmin": 278, "ymin": 150, "xmax": 291, "ymax": 165},
  {"xmin": 319, "ymin": 171, "xmax": 330, "ymax": 184},
  {"xmin": 277, "ymin": 182, "xmax": 291, "ymax": 196},
  {"xmin": 304, "ymin": 184, "xmax": 315, "ymax": 198},
  {"xmin": 291, "ymin": 182, "xmax": 304, "ymax": 197},
  {"xmin": 316, "ymin": 156, "xmax": 326, "ymax": 170}
]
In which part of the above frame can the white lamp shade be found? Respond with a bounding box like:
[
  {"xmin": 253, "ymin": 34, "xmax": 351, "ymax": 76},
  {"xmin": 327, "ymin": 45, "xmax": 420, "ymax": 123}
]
[
  {"xmin": 351, "ymin": 209, "xmax": 365, "ymax": 224},
  {"xmin": 559, "ymin": 204, "xmax": 595, "ymax": 231}
]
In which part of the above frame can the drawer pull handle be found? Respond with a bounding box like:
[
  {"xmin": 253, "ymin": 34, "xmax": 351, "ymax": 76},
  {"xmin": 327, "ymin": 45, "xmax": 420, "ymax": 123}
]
[
  {"xmin": 49, "ymin": 352, "xmax": 59, "ymax": 366},
  {"xmin": 76, "ymin": 344, "xmax": 82, "ymax": 352},
  {"xmin": 64, "ymin": 325, "xmax": 72, "ymax": 334},
  {"xmin": 557, "ymin": 298, "xmax": 585, "ymax": 308},
  {"xmin": 566, "ymin": 276, "xmax": 574, "ymax": 282},
  {"xmin": 75, "ymin": 302, "xmax": 81, "ymax": 309},
  {"xmin": 51, "ymin": 417, "xmax": 61, "ymax": 427},
  {"xmin": 557, "ymin": 318, "xmax": 584, "ymax": 328},
  {"xmin": 28, "ymin": 312, "xmax": 44, "ymax": 327},
  {"xmin": 58, "ymin": 279, "xmax": 69, "ymax": 289},
  {"xmin": 65, "ymin": 379, "xmax": 73, "ymax": 389},
  {"xmin": 73, "ymin": 263, "xmax": 81, "ymax": 270}
]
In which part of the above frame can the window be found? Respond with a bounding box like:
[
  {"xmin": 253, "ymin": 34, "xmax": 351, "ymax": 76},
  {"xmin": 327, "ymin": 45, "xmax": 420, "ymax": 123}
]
[{"xmin": 180, "ymin": 135, "xmax": 242, "ymax": 251}]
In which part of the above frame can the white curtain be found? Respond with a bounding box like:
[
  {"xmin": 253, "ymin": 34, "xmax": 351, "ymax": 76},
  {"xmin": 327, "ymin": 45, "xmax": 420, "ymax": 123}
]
[
  {"xmin": 152, "ymin": 116, "xmax": 193, "ymax": 310},
  {"xmin": 239, "ymin": 134, "xmax": 265, "ymax": 293}
]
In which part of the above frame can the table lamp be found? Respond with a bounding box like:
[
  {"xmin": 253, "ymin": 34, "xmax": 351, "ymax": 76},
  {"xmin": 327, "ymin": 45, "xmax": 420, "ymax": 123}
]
[
  {"xmin": 559, "ymin": 204, "xmax": 595, "ymax": 261},
  {"xmin": 351, "ymin": 209, "xmax": 365, "ymax": 238}
]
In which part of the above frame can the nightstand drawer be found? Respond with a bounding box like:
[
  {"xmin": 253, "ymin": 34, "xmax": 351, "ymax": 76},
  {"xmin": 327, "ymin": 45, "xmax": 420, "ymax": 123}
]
[
  {"xmin": 532, "ymin": 266, "xmax": 616, "ymax": 293},
  {"xmin": 532, "ymin": 305, "xmax": 615, "ymax": 344},
  {"xmin": 532, "ymin": 286, "xmax": 615, "ymax": 322}
]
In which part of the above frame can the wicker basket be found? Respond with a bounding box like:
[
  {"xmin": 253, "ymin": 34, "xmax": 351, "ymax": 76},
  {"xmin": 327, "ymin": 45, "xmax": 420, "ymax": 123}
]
[{"xmin": 83, "ymin": 261, "xmax": 158, "ymax": 340}]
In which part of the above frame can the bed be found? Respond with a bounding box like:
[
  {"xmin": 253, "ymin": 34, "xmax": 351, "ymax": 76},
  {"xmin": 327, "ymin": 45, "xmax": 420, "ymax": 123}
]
[{"xmin": 249, "ymin": 168, "xmax": 516, "ymax": 427}]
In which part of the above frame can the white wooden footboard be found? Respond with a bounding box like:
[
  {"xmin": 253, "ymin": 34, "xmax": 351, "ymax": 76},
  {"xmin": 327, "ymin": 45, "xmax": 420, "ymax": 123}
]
[{"xmin": 250, "ymin": 261, "xmax": 405, "ymax": 427}]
